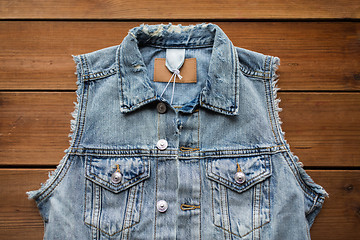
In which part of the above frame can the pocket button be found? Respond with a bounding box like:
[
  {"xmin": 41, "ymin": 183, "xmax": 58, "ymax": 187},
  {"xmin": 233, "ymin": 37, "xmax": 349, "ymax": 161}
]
[
  {"xmin": 234, "ymin": 171, "xmax": 246, "ymax": 184},
  {"xmin": 111, "ymin": 171, "xmax": 123, "ymax": 184}
]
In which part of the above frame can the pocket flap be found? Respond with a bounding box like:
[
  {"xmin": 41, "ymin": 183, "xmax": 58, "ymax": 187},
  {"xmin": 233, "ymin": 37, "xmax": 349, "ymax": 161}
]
[
  {"xmin": 206, "ymin": 154, "xmax": 272, "ymax": 193},
  {"xmin": 85, "ymin": 155, "xmax": 150, "ymax": 193}
]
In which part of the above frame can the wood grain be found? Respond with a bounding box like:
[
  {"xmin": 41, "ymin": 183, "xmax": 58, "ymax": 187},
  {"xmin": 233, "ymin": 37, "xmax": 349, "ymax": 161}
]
[
  {"xmin": 0, "ymin": 21, "xmax": 359, "ymax": 90},
  {"xmin": 0, "ymin": 92, "xmax": 359, "ymax": 167},
  {"xmin": 0, "ymin": 0, "xmax": 359, "ymax": 19},
  {"xmin": 0, "ymin": 169, "xmax": 358, "ymax": 239}
]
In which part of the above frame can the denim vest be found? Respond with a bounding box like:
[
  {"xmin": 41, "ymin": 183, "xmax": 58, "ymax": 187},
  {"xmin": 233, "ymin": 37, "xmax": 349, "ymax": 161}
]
[{"xmin": 27, "ymin": 23, "xmax": 328, "ymax": 240}]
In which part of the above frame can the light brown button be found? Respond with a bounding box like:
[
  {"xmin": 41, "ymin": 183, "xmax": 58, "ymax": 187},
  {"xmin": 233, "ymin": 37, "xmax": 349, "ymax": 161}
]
[{"xmin": 157, "ymin": 102, "xmax": 167, "ymax": 114}]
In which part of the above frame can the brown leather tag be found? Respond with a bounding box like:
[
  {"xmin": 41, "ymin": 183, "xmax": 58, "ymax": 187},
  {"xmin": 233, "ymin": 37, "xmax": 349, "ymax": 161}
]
[{"xmin": 154, "ymin": 58, "xmax": 197, "ymax": 83}]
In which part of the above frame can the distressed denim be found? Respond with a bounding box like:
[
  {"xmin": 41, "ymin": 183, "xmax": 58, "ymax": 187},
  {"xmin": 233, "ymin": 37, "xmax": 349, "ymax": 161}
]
[{"xmin": 27, "ymin": 22, "xmax": 328, "ymax": 240}]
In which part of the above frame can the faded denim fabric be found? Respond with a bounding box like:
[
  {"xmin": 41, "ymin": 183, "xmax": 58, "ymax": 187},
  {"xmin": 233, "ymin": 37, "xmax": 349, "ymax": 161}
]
[{"xmin": 27, "ymin": 23, "xmax": 328, "ymax": 240}]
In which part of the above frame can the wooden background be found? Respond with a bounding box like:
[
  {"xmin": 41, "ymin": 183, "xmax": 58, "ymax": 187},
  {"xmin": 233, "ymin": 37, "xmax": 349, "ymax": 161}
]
[{"xmin": 0, "ymin": 1, "xmax": 359, "ymax": 239}]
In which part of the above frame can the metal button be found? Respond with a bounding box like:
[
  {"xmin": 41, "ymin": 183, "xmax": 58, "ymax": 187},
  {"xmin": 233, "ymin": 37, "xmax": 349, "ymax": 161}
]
[
  {"xmin": 157, "ymin": 200, "xmax": 168, "ymax": 213},
  {"xmin": 111, "ymin": 171, "xmax": 122, "ymax": 184},
  {"xmin": 156, "ymin": 102, "xmax": 167, "ymax": 114},
  {"xmin": 156, "ymin": 139, "xmax": 168, "ymax": 150},
  {"xmin": 234, "ymin": 171, "xmax": 246, "ymax": 184}
]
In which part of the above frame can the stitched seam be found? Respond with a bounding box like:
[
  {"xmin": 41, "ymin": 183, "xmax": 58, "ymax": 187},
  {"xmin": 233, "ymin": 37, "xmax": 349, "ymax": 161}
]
[
  {"xmin": 157, "ymin": 112, "xmax": 160, "ymax": 140},
  {"xmin": 69, "ymin": 144, "xmax": 285, "ymax": 152},
  {"xmin": 85, "ymin": 173, "xmax": 149, "ymax": 194},
  {"xmin": 214, "ymin": 219, "xmax": 271, "ymax": 238},
  {"xmin": 83, "ymin": 54, "xmax": 90, "ymax": 76},
  {"xmin": 225, "ymin": 185, "xmax": 231, "ymax": 239},
  {"xmin": 241, "ymin": 72, "xmax": 265, "ymax": 79},
  {"xmin": 263, "ymin": 75, "xmax": 279, "ymax": 144},
  {"xmin": 37, "ymin": 157, "xmax": 73, "ymax": 203},
  {"xmin": 283, "ymin": 151, "xmax": 318, "ymax": 199},
  {"xmin": 79, "ymin": 56, "xmax": 90, "ymax": 146},
  {"xmin": 154, "ymin": 157, "xmax": 158, "ymax": 240},
  {"xmin": 148, "ymin": 43, "xmax": 214, "ymax": 48},
  {"xmin": 268, "ymin": 56, "xmax": 284, "ymax": 144},
  {"xmin": 197, "ymin": 110, "xmax": 200, "ymax": 150},
  {"xmin": 200, "ymin": 100, "xmax": 235, "ymax": 113},
  {"xmin": 257, "ymin": 182, "xmax": 262, "ymax": 236},
  {"xmin": 123, "ymin": 96, "xmax": 157, "ymax": 111},
  {"xmin": 68, "ymin": 149, "xmax": 287, "ymax": 159},
  {"xmin": 83, "ymin": 178, "xmax": 93, "ymax": 229},
  {"xmin": 199, "ymin": 159, "xmax": 202, "ymax": 240},
  {"xmin": 125, "ymin": 184, "xmax": 136, "ymax": 239},
  {"xmin": 93, "ymin": 185, "xmax": 101, "ymax": 239},
  {"xmin": 268, "ymin": 178, "xmax": 271, "ymax": 224},
  {"xmin": 138, "ymin": 181, "xmax": 145, "ymax": 222},
  {"xmin": 85, "ymin": 221, "xmax": 139, "ymax": 237},
  {"xmin": 208, "ymin": 156, "xmax": 270, "ymax": 192},
  {"xmin": 122, "ymin": 185, "xmax": 133, "ymax": 235},
  {"xmin": 306, "ymin": 195, "xmax": 320, "ymax": 216},
  {"xmin": 83, "ymin": 179, "xmax": 88, "ymax": 225},
  {"xmin": 83, "ymin": 70, "xmax": 116, "ymax": 81},
  {"xmin": 75, "ymin": 84, "xmax": 89, "ymax": 147},
  {"xmin": 86, "ymin": 157, "xmax": 149, "ymax": 189},
  {"xmin": 252, "ymin": 183, "xmax": 256, "ymax": 237},
  {"xmin": 86, "ymin": 182, "xmax": 144, "ymax": 237},
  {"xmin": 234, "ymin": 47, "xmax": 238, "ymax": 116},
  {"xmin": 209, "ymin": 162, "xmax": 215, "ymax": 226},
  {"xmin": 209, "ymin": 162, "xmax": 272, "ymax": 238},
  {"xmin": 220, "ymin": 184, "xmax": 227, "ymax": 239},
  {"xmin": 71, "ymin": 72, "xmax": 85, "ymax": 148},
  {"xmin": 280, "ymin": 152, "xmax": 317, "ymax": 199}
]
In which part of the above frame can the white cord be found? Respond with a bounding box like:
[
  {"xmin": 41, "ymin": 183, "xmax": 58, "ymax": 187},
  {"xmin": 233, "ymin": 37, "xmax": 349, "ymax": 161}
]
[{"xmin": 159, "ymin": 69, "xmax": 183, "ymax": 105}]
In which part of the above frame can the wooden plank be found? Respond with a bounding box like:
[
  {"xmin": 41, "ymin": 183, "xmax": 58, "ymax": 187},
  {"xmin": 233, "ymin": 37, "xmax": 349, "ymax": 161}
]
[
  {"xmin": 0, "ymin": 21, "xmax": 359, "ymax": 90},
  {"xmin": 309, "ymin": 170, "xmax": 360, "ymax": 240},
  {"xmin": 0, "ymin": 0, "xmax": 359, "ymax": 19},
  {"xmin": 0, "ymin": 92, "xmax": 76, "ymax": 166},
  {"xmin": 0, "ymin": 92, "xmax": 359, "ymax": 167},
  {"xmin": 0, "ymin": 169, "xmax": 358, "ymax": 239},
  {"xmin": 0, "ymin": 169, "xmax": 46, "ymax": 240},
  {"xmin": 279, "ymin": 93, "xmax": 360, "ymax": 167}
]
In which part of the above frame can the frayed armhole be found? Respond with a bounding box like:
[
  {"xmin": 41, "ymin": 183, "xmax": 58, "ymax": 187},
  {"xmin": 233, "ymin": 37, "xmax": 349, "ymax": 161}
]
[
  {"xmin": 26, "ymin": 55, "xmax": 84, "ymax": 202},
  {"xmin": 269, "ymin": 56, "xmax": 329, "ymax": 201}
]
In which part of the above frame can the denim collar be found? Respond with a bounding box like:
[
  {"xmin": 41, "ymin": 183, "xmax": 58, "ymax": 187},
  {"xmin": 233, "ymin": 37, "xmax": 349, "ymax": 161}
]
[{"xmin": 117, "ymin": 23, "xmax": 240, "ymax": 116}]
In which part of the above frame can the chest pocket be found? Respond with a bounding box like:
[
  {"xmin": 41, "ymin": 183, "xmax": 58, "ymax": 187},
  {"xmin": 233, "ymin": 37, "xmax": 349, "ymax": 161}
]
[
  {"xmin": 84, "ymin": 155, "xmax": 150, "ymax": 237},
  {"xmin": 206, "ymin": 154, "xmax": 272, "ymax": 238}
]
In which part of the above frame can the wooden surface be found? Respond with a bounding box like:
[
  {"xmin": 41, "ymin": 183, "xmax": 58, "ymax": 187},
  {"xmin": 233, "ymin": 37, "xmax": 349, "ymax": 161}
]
[
  {"xmin": 1, "ymin": 22, "xmax": 359, "ymax": 91},
  {"xmin": 0, "ymin": 0, "xmax": 359, "ymax": 19},
  {"xmin": 0, "ymin": 1, "xmax": 359, "ymax": 239},
  {"xmin": 1, "ymin": 92, "xmax": 359, "ymax": 167}
]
